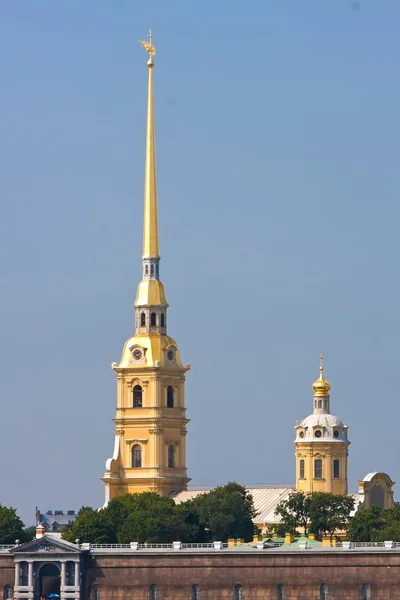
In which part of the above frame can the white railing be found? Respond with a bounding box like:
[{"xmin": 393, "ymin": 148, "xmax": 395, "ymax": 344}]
[
  {"xmin": 90, "ymin": 544, "xmax": 131, "ymax": 549},
  {"xmin": 0, "ymin": 545, "xmax": 14, "ymax": 550},
  {"xmin": 351, "ymin": 542, "xmax": 385, "ymax": 547},
  {"xmin": 87, "ymin": 540, "xmax": 400, "ymax": 552}
]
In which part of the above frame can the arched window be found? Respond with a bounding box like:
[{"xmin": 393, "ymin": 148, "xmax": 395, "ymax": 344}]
[
  {"xmin": 145, "ymin": 265, "xmax": 149, "ymax": 275},
  {"xmin": 277, "ymin": 584, "xmax": 285, "ymax": 600},
  {"xmin": 141, "ymin": 312, "xmax": 146, "ymax": 326},
  {"xmin": 318, "ymin": 399, "xmax": 322, "ymax": 408},
  {"xmin": 167, "ymin": 385, "xmax": 174, "ymax": 408},
  {"xmin": 3, "ymin": 586, "xmax": 12, "ymax": 600},
  {"xmin": 160, "ymin": 313, "xmax": 165, "ymax": 328},
  {"xmin": 320, "ymin": 584, "xmax": 328, "ymax": 600},
  {"xmin": 192, "ymin": 584, "xmax": 200, "ymax": 600},
  {"xmin": 150, "ymin": 264, "xmax": 155, "ymax": 275},
  {"xmin": 151, "ymin": 312, "xmax": 156, "ymax": 326},
  {"xmin": 150, "ymin": 584, "xmax": 157, "ymax": 600},
  {"xmin": 362, "ymin": 584, "xmax": 371, "ymax": 600},
  {"xmin": 133, "ymin": 385, "xmax": 143, "ymax": 407},
  {"xmin": 93, "ymin": 586, "xmax": 100, "ymax": 600},
  {"xmin": 168, "ymin": 445, "xmax": 175, "ymax": 468},
  {"xmin": 132, "ymin": 444, "xmax": 142, "ymax": 468},
  {"xmin": 234, "ymin": 584, "xmax": 243, "ymax": 600}
]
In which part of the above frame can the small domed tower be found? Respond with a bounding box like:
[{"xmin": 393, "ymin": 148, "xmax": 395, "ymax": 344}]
[{"xmin": 294, "ymin": 356, "xmax": 350, "ymax": 495}]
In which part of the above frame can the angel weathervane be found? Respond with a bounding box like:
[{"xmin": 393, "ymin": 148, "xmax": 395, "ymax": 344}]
[{"xmin": 139, "ymin": 29, "xmax": 156, "ymax": 58}]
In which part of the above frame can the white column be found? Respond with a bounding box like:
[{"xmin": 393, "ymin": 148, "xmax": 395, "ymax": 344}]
[
  {"xmin": 28, "ymin": 562, "xmax": 33, "ymax": 587},
  {"xmin": 61, "ymin": 561, "xmax": 67, "ymax": 587},
  {"xmin": 14, "ymin": 562, "xmax": 20, "ymax": 587},
  {"xmin": 74, "ymin": 562, "xmax": 80, "ymax": 588}
]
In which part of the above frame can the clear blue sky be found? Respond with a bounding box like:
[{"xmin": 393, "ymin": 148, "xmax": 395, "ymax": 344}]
[{"xmin": 1, "ymin": 0, "xmax": 399, "ymax": 525}]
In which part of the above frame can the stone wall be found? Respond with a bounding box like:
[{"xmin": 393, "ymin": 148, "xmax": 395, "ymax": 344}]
[
  {"xmin": 82, "ymin": 550, "xmax": 400, "ymax": 600},
  {"xmin": 0, "ymin": 555, "xmax": 15, "ymax": 592}
]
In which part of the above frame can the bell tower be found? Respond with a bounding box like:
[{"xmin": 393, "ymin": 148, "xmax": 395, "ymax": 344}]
[
  {"xmin": 294, "ymin": 356, "xmax": 350, "ymax": 495},
  {"xmin": 102, "ymin": 32, "xmax": 191, "ymax": 503}
]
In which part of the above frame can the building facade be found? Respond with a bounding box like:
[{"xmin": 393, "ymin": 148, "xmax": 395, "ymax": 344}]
[
  {"xmin": 294, "ymin": 357, "xmax": 350, "ymax": 495},
  {"xmin": 3, "ymin": 533, "xmax": 400, "ymax": 600},
  {"xmin": 101, "ymin": 36, "xmax": 190, "ymax": 502}
]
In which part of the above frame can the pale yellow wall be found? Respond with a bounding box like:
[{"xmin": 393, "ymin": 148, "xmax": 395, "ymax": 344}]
[
  {"xmin": 103, "ymin": 362, "xmax": 190, "ymax": 501},
  {"xmin": 295, "ymin": 441, "xmax": 349, "ymax": 495}
]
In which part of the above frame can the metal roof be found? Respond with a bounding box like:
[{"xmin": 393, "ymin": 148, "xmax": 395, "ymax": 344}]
[{"xmin": 174, "ymin": 487, "xmax": 295, "ymax": 524}]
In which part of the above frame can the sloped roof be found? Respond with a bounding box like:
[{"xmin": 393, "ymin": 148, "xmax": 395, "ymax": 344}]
[{"xmin": 174, "ymin": 487, "xmax": 295, "ymax": 524}]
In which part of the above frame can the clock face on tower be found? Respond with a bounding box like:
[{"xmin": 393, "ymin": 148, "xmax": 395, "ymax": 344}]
[
  {"xmin": 133, "ymin": 349, "xmax": 142, "ymax": 361},
  {"xmin": 167, "ymin": 349, "xmax": 174, "ymax": 362}
]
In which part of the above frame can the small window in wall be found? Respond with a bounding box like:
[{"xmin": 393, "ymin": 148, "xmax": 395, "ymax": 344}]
[
  {"xmin": 314, "ymin": 459, "xmax": 323, "ymax": 479},
  {"xmin": 145, "ymin": 265, "xmax": 149, "ymax": 275},
  {"xmin": 192, "ymin": 584, "xmax": 200, "ymax": 600},
  {"xmin": 151, "ymin": 312, "xmax": 156, "ymax": 326},
  {"xmin": 168, "ymin": 445, "xmax": 175, "ymax": 468},
  {"xmin": 150, "ymin": 584, "xmax": 157, "ymax": 600},
  {"xmin": 362, "ymin": 584, "xmax": 371, "ymax": 600},
  {"xmin": 141, "ymin": 312, "xmax": 146, "ymax": 326},
  {"xmin": 299, "ymin": 459, "xmax": 305, "ymax": 479},
  {"xmin": 320, "ymin": 584, "xmax": 328, "ymax": 600},
  {"xmin": 4, "ymin": 586, "xmax": 12, "ymax": 600},
  {"xmin": 234, "ymin": 584, "xmax": 243, "ymax": 600},
  {"xmin": 277, "ymin": 584, "xmax": 285, "ymax": 600},
  {"xmin": 333, "ymin": 459, "xmax": 340, "ymax": 479},
  {"xmin": 150, "ymin": 264, "xmax": 155, "ymax": 275},
  {"xmin": 167, "ymin": 385, "xmax": 174, "ymax": 408},
  {"xmin": 132, "ymin": 444, "xmax": 142, "ymax": 468},
  {"xmin": 93, "ymin": 586, "xmax": 100, "ymax": 600},
  {"xmin": 133, "ymin": 385, "xmax": 143, "ymax": 407},
  {"xmin": 318, "ymin": 399, "xmax": 322, "ymax": 408},
  {"xmin": 160, "ymin": 313, "xmax": 165, "ymax": 328}
]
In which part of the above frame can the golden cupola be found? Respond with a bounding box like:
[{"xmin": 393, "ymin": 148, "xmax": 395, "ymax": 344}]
[{"xmin": 312, "ymin": 357, "xmax": 331, "ymax": 397}]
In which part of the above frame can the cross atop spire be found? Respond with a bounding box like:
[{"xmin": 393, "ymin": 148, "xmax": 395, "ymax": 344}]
[{"xmin": 319, "ymin": 354, "xmax": 324, "ymax": 377}]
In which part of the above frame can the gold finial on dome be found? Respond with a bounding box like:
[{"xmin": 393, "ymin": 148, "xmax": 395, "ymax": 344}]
[{"xmin": 312, "ymin": 354, "xmax": 331, "ymax": 396}]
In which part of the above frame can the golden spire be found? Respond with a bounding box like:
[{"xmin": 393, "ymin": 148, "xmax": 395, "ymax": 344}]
[
  {"xmin": 312, "ymin": 354, "xmax": 331, "ymax": 396},
  {"xmin": 139, "ymin": 30, "xmax": 159, "ymax": 259}
]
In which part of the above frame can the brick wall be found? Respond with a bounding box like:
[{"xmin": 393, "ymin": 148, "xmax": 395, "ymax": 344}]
[
  {"xmin": 82, "ymin": 550, "xmax": 400, "ymax": 600},
  {"xmin": 0, "ymin": 555, "xmax": 15, "ymax": 595}
]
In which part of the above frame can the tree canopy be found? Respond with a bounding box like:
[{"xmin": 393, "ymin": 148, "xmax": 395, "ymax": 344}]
[
  {"xmin": 62, "ymin": 506, "xmax": 115, "ymax": 544},
  {"xmin": 275, "ymin": 491, "xmax": 354, "ymax": 538},
  {"xmin": 0, "ymin": 505, "xmax": 25, "ymax": 544},
  {"xmin": 187, "ymin": 482, "xmax": 257, "ymax": 542},
  {"xmin": 308, "ymin": 493, "xmax": 354, "ymax": 538},
  {"xmin": 348, "ymin": 504, "xmax": 400, "ymax": 542},
  {"xmin": 274, "ymin": 491, "xmax": 311, "ymax": 535},
  {"xmin": 62, "ymin": 483, "xmax": 256, "ymax": 544}
]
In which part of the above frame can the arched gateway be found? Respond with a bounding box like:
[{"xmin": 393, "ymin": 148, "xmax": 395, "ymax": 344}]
[{"xmin": 12, "ymin": 534, "xmax": 82, "ymax": 600}]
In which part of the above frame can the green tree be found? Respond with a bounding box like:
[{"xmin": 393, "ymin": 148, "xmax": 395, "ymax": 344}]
[
  {"xmin": 374, "ymin": 504, "xmax": 400, "ymax": 542},
  {"xmin": 62, "ymin": 506, "xmax": 115, "ymax": 544},
  {"xmin": 348, "ymin": 505, "xmax": 385, "ymax": 542},
  {"xmin": 187, "ymin": 482, "xmax": 257, "ymax": 542},
  {"xmin": 20, "ymin": 526, "xmax": 36, "ymax": 543},
  {"xmin": 0, "ymin": 505, "xmax": 24, "ymax": 544},
  {"xmin": 309, "ymin": 493, "xmax": 355, "ymax": 539},
  {"xmin": 274, "ymin": 491, "xmax": 311, "ymax": 535},
  {"xmin": 106, "ymin": 492, "xmax": 195, "ymax": 544}
]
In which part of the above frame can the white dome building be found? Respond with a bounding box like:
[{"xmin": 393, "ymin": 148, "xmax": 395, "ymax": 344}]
[{"xmin": 294, "ymin": 357, "xmax": 350, "ymax": 495}]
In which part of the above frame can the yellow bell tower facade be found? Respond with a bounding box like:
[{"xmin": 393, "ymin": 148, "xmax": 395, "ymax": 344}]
[
  {"xmin": 294, "ymin": 357, "xmax": 350, "ymax": 495},
  {"xmin": 102, "ymin": 33, "xmax": 191, "ymax": 503}
]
